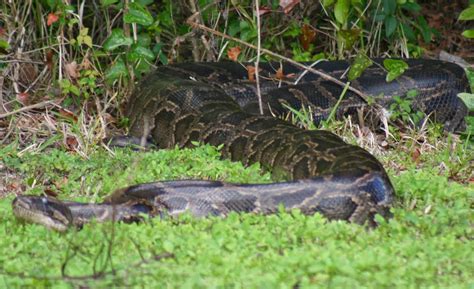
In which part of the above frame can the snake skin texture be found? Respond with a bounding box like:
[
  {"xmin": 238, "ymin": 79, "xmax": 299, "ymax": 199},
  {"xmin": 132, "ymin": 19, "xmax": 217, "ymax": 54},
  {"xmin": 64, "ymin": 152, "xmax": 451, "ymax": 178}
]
[{"xmin": 12, "ymin": 59, "xmax": 470, "ymax": 230}]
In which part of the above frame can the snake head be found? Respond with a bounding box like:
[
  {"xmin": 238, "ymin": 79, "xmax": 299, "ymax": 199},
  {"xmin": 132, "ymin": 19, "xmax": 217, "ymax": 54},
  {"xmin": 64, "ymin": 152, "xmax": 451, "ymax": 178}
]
[{"xmin": 12, "ymin": 195, "xmax": 74, "ymax": 232}]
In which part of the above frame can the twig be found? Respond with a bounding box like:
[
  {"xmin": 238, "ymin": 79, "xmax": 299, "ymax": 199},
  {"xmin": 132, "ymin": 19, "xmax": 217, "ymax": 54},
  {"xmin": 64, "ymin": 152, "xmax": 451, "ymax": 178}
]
[
  {"xmin": 188, "ymin": 1, "xmax": 201, "ymax": 61},
  {"xmin": 186, "ymin": 11, "xmax": 370, "ymax": 103},
  {"xmin": 0, "ymin": 100, "xmax": 55, "ymax": 119},
  {"xmin": 25, "ymin": 66, "xmax": 48, "ymax": 93},
  {"xmin": 188, "ymin": 0, "xmax": 210, "ymax": 61},
  {"xmin": 58, "ymin": 34, "xmax": 63, "ymax": 81},
  {"xmin": 254, "ymin": 0, "xmax": 263, "ymax": 114},
  {"xmin": 0, "ymin": 76, "xmax": 4, "ymax": 114}
]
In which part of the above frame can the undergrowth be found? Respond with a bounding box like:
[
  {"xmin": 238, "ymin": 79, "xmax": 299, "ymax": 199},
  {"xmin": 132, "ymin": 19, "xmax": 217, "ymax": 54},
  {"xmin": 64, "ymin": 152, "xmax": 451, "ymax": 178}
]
[{"xmin": 0, "ymin": 138, "xmax": 472, "ymax": 288}]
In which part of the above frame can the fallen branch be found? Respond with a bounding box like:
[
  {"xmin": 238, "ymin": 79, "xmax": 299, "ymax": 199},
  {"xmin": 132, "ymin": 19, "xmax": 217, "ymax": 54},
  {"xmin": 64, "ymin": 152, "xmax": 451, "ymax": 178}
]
[{"xmin": 0, "ymin": 100, "xmax": 56, "ymax": 119}]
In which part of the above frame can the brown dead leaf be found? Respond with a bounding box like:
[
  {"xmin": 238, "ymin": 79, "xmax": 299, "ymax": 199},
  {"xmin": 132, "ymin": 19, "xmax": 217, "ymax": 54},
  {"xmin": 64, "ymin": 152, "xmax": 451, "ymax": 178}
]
[
  {"xmin": 257, "ymin": 6, "xmax": 272, "ymax": 16},
  {"xmin": 44, "ymin": 188, "xmax": 59, "ymax": 197},
  {"xmin": 380, "ymin": 140, "xmax": 389, "ymax": 149},
  {"xmin": 47, "ymin": 12, "xmax": 59, "ymax": 26},
  {"xmin": 59, "ymin": 108, "xmax": 78, "ymax": 122},
  {"xmin": 299, "ymin": 24, "xmax": 317, "ymax": 51},
  {"xmin": 427, "ymin": 13, "xmax": 443, "ymax": 29},
  {"xmin": 53, "ymin": 176, "xmax": 68, "ymax": 190},
  {"xmin": 274, "ymin": 66, "xmax": 296, "ymax": 80},
  {"xmin": 65, "ymin": 136, "xmax": 79, "ymax": 151},
  {"xmin": 80, "ymin": 57, "xmax": 93, "ymax": 70},
  {"xmin": 246, "ymin": 65, "xmax": 261, "ymax": 82},
  {"xmin": 275, "ymin": 67, "xmax": 284, "ymax": 80},
  {"xmin": 65, "ymin": 61, "xmax": 79, "ymax": 79},
  {"xmin": 6, "ymin": 181, "xmax": 21, "ymax": 192},
  {"xmin": 17, "ymin": 92, "xmax": 30, "ymax": 105},
  {"xmin": 411, "ymin": 147, "xmax": 421, "ymax": 163},
  {"xmin": 18, "ymin": 60, "xmax": 39, "ymax": 86},
  {"xmin": 46, "ymin": 50, "xmax": 54, "ymax": 71},
  {"xmin": 227, "ymin": 46, "xmax": 241, "ymax": 61},
  {"xmin": 280, "ymin": 0, "xmax": 300, "ymax": 14}
]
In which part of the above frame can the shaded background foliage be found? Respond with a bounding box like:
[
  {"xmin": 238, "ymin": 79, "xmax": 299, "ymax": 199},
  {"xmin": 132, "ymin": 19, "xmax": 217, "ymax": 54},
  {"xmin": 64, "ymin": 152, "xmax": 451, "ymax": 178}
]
[{"xmin": 0, "ymin": 0, "xmax": 472, "ymax": 136}]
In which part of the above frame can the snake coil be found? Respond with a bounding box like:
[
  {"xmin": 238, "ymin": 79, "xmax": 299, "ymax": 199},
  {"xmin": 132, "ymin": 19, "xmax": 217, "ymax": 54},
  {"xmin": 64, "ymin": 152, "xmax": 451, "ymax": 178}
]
[{"xmin": 13, "ymin": 59, "xmax": 470, "ymax": 231}]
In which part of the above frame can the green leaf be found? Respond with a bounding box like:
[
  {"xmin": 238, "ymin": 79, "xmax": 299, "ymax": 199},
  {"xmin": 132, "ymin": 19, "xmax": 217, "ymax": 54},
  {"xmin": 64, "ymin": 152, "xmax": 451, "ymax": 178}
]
[
  {"xmin": 46, "ymin": 0, "xmax": 60, "ymax": 9},
  {"xmin": 401, "ymin": 23, "xmax": 416, "ymax": 42},
  {"xmin": 463, "ymin": 116, "xmax": 474, "ymax": 135},
  {"xmin": 401, "ymin": 102, "xmax": 411, "ymax": 112},
  {"xmin": 334, "ymin": 0, "xmax": 350, "ymax": 25},
  {"xmin": 417, "ymin": 16, "xmax": 432, "ymax": 43},
  {"xmin": 383, "ymin": 59, "xmax": 408, "ymax": 82},
  {"xmin": 69, "ymin": 85, "xmax": 80, "ymax": 96},
  {"xmin": 337, "ymin": 29, "xmax": 360, "ymax": 50},
  {"xmin": 239, "ymin": 21, "xmax": 257, "ymax": 41},
  {"xmin": 124, "ymin": 2, "xmax": 154, "ymax": 26},
  {"xmin": 458, "ymin": 6, "xmax": 474, "ymax": 21},
  {"xmin": 283, "ymin": 22, "xmax": 300, "ymax": 37},
  {"xmin": 153, "ymin": 43, "xmax": 168, "ymax": 65},
  {"xmin": 100, "ymin": 0, "xmax": 118, "ymax": 6},
  {"xmin": 348, "ymin": 53, "xmax": 373, "ymax": 80},
  {"xmin": 158, "ymin": 53, "xmax": 168, "ymax": 65},
  {"xmin": 103, "ymin": 29, "xmax": 133, "ymax": 51},
  {"xmin": 105, "ymin": 57, "xmax": 129, "ymax": 83},
  {"xmin": 77, "ymin": 28, "xmax": 93, "ymax": 48},
  {"xmin": 227, "ymin": 20, "xmax": 240, "ymax": 37},
  {"xmin": 162, "ymin": 240, "xmax": 174, "ymax": 252},
  {"xmin": 400, "ymin": 2, "xmax": 420, "ymax": 11},
  {"xmin": 374, "ymin": 13, "xmax": 386, "ymax": 22},
  {"xmin": 323, "ymin": 0, "xmax": 335, "ymax": 7},
  {"xmin": 133, "ymin": 60, "xmax": 152, "ymax": 75},
  {"xmin": 407, "ymin": 89, "xmax": 418, "ymax": 98},
  {"xmin": 383, "ymin": 0, "xmax": 397, "ymax": 15},
  {"xmin": 384, "ymin": 15, "xmax": 398, "ymax": 37},
  {"xmin": 127, "ymin": 45, "xmax": 155, "ymax": 62},
  {"xmin": 59, "ymin": 79, "xmax": 80, "ymax": 96},
  {"xmin": 461, "ymin": 29, "xmax": 474, "ymax": 38},
  {"xmin": 0, "ymin": 39, "xmax": 9, "ymax": 50},
  {"xmin": 83, "ymin": 36, "xmax": 93, "ymax": 48},
  {"xmin": 79, "ymin": 27, "xmax": 88, "ymax": 36},
  {"xmin": 458, "ymin": 93, "xmax": 474, "ymax": 111},
  {"xmin": 137, "ymin": 33, "xmax": 152, "ymax": 47},
  {"xmin": 137, "ymin": 0, "xmax": 154, "ymax": 5}
]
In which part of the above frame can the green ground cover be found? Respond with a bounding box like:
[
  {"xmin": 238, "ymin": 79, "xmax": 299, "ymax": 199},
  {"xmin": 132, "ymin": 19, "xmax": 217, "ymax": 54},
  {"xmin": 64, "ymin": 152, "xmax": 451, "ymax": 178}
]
[{"xmin": 0, "ymin": 141, "xmax": 472, "ymax": 288}]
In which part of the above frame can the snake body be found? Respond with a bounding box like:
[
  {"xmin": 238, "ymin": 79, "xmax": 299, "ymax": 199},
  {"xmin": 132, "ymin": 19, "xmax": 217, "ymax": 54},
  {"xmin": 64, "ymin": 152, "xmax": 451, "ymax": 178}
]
[{"xmin": 12, "ymin": 59, "xmax": 470, "ymax": 231}]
